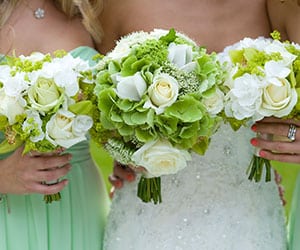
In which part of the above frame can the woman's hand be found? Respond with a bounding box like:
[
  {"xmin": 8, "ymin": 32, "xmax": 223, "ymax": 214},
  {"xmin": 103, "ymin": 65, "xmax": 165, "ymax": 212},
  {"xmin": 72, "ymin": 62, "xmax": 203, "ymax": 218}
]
[
  {"xmin": 0, "ymin": 146, "xmax": 72, "ymax": 195},
  {"xmin": 108, "ymin": 161, "xmax": 136, "ymax": 198},
  {"xmin": 251, "ymin": 117, "xmax": 300, "ymax": 163}
]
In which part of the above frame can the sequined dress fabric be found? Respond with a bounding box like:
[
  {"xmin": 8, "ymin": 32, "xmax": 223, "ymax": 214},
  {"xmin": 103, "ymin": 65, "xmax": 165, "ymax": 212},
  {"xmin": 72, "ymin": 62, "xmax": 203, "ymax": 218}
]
[{"xmin": 104, "ymin": 123, "xmax": 287, "ymax": 250}]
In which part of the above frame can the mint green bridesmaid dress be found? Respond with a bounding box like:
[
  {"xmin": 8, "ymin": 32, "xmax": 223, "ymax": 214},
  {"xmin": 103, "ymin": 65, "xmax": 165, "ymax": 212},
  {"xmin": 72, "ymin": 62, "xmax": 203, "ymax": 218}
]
[
  {"xmin": 0, "ymin": 47, "xmax": 110, "ymax": 250},
  {"xmin": 287, "ymin": 172, "xmax": 300, "ymax": 250}
]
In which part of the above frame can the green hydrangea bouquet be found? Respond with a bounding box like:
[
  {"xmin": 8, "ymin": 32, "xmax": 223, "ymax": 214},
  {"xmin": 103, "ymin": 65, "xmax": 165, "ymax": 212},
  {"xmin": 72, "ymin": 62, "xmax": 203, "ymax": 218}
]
[{"xmin": 92, "ymin": 29, "xmax": 225, "ymax": 204}]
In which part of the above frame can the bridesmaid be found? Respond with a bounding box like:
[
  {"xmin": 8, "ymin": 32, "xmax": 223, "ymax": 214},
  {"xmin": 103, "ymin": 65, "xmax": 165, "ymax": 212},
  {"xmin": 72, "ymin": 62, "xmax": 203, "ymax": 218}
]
[
  {"xmin": 253, "ymin": 0, "xmax": 300, "ymax": 249},
  {"xmin": 0, "ymin": 1, "xmax": 109, "ymax": 249}
]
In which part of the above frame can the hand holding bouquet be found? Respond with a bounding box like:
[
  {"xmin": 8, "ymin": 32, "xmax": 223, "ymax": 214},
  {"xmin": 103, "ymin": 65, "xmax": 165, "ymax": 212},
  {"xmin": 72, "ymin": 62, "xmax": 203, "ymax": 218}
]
[
  {"xmin": 92, "ymin": 29, "xmax": 225, "ymax": 204},
  {"xmin": 219, "ymin": 31, "xmax": 300, "ymax": 182},
  {"xmin": 0, "ymin": 51, "xmax": 95, "ymax": 203}
]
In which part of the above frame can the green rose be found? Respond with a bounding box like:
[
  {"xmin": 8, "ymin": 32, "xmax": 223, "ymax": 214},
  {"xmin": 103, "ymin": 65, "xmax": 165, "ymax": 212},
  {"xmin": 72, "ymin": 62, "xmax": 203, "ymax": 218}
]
[{"xmin": 28, "ymin": 77, "xmax": 64, "ymax": 113}]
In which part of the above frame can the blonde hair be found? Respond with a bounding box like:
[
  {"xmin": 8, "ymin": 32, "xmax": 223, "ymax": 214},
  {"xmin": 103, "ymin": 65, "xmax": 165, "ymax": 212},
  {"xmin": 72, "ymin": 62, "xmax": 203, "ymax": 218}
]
[{"xmin": 0, "ymin": 0, "xmax": 104, "ymax": 43}]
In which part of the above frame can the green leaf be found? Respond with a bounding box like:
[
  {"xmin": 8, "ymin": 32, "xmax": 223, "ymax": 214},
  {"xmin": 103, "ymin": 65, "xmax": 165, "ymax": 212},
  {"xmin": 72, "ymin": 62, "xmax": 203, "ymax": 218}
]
[
  {"xmin": 159, "ymin": 28, "xmax": 176, "ymax": 44},
  {"xmin": 68, "ymin": 100, "xmax": 93, "ymax": 115},
  {"xmin": 0, "ymin": 137, "xmax": 23, "ymax": 154}
]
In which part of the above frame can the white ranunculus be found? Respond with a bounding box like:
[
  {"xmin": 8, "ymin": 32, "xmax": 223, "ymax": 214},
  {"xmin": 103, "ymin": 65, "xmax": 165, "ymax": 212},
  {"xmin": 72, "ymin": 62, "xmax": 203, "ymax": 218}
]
[
  {"xmin": 259, "ymin": 77, "xmax": 297, "ymax": 117},
  {"xmin": 27, "ymin": 77, "xmax": 64, "ymax": 113},
  {"xmin": 131, "ymin": 139, "xmax": 191, "ymax": 177},
  {"xmin": 225, "ymin": 74, "xmax": 263, "ymax": 120},
  {"xmin": 202, "ymin": 88, "xmax": 225, "ymax": 115},
  {"xmin": 0, "ymin": 89, "xmax": 26, "ymax": 124},
  {"xmin": 46, "ymin": 110, "xmax": 93, "ymax": 148},
  {"xmin": 143, "ymin": 73, "xmax": 179, "ymax": 114},
  {"xmin": 168, "ymin": 42, "xmax": 194, "ymax": 68},
  {"xmin": 113, "ymin": 72, "xmax": 147, "ymax": 101}
]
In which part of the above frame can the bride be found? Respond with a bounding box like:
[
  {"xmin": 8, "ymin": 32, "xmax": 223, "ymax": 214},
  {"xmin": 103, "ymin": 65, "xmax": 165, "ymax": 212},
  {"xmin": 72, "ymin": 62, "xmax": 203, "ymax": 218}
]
[{"xmin": 99, "ymin": 0, "xmax": 292, "ymax": 249}]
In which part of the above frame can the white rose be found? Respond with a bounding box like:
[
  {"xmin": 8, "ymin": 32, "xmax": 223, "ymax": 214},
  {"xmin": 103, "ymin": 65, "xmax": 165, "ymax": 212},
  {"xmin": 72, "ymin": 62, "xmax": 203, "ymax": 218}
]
[
  {"xmin": 143, "ymin": 73, "xmax": 179, "ymax": 114},
  {"xmin": 0, "ymin": 89, "xmax": 26, "ymax": 124},
  {"xmin": 168, "ymin": 42, "xmax": 194, "ymax": 69},
  {"xmin": 259, "ymin": 78, "xmax": 297, "ymax": 117},
  {"xmin": 131, "ymin": 139, "xmax": 191, "ymax": 177},
  {"xmin": 27, "ymin": 77, "xmax": 64, "ymax": 113},
  {"xmin": 202, "ymin": 88, "xmax": 224, "ymax": 115},
  {"xmin": 46, "ymin": 110, "xmax": 93, "ymax": 148},
  {"xmin": 225, "ymin": 74, "xmax": 263, "ymax": 120},
  {"xmin": 113, "ymin": 72, "xmax": 147, "ymax": 101}
]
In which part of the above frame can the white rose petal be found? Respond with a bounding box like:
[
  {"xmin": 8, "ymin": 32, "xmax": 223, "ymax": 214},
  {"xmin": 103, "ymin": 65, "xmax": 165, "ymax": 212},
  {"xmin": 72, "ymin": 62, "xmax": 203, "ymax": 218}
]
[
  {"xmin": 168, "ymin": 43, "xmax": 193, "ymax": 68},
  {"xmin": 114, "ymin": 72, "xmax": 147, "ymax": 101},
  {"xmin": 132, "ymin": 139, "xmax": 191, "ymax": 177},
  {"xmin": 259, "ymin": 78, "xmax": 297, "ymax": 117},
  {"xmin": 144, "ymin": 73, "xmax": 179, "ymax": 114},
  {"xmin": 46, "ymin": 110, "xmax": 91, "ymax": 148},
  {"xmin": 202, "ymin": 88, "xmax": 224, "ymax": 115}
]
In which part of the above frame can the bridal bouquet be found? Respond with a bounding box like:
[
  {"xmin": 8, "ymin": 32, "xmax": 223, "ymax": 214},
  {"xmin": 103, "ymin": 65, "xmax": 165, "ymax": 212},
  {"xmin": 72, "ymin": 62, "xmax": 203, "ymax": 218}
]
[
  {"xmin": 92, "ymin": 29, "xmax": 225, "ymax": 204},
  {"xmin": 218, "ymin": 31, "xmax": 300, "ymax": 182},
  {"xmin": 0, "ymin": 51, "xmax": 95, "ymax": 203}
]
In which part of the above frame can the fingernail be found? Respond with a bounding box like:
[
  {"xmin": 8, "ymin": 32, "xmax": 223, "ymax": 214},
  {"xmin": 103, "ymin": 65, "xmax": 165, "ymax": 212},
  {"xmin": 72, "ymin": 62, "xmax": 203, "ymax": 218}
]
[
  {"xmin": 251, "ymin": 124, "xmax": 257, "ymax": 132},
  {"xmin": 259, "ymin": 150, "xmax": 266, "ymax": 158},
  {"xmin": 115, "ymin": 180, "xmax": 122, "ymax": 188},
  {"xmin": 126, "ymin": 173, "xmax": 135, "ymax": 182},
  {"xmin": 250, "ymin": 138, "xmax": 258, "ymax": 146}
]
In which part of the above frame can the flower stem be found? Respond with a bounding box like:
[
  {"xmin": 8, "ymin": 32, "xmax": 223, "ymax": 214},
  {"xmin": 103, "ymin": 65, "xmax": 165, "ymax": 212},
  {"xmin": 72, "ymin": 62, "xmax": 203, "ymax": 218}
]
[
  {"xmin": 43, "ymin": 192, "xmax": 61, "ymax": 204},
  {"xmin": 137, "ymin": 176, "xmax": 162, "ymax": 204},
  {"xmin": 247, "ymin": 154, "xmax": 271, "ymax": 182}
]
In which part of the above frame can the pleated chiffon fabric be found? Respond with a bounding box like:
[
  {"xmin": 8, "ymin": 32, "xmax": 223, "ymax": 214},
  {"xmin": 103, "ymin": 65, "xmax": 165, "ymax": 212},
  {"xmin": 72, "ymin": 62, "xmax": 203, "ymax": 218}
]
[{"xmin": 0, "ymin": 47, "xmax": 110, "ymax": 250}]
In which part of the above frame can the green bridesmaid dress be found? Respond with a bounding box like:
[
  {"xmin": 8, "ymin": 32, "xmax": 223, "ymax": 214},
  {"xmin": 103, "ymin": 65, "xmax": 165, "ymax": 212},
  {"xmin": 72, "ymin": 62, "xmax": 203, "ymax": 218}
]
[
  {"xmin": 287, "ymin": 172, "xmax": 300, "ymax": 250},
  {"xmin": 0, "ymin": 47, "xmax": 110, "ymax": 250},
  {"xmin": 273, "ymin": 161, "xmax": 300, "ymax": 250}
]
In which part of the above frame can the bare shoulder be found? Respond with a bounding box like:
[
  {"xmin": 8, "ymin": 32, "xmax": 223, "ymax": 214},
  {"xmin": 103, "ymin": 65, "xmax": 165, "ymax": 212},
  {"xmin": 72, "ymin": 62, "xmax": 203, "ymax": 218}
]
[
  {"xmin": 267, "ymin": 0, "xmax": 300, "ymax": 42},
  {"xmin": 99, "ymin": 0, "xmax": 167, "ymax": 53}
]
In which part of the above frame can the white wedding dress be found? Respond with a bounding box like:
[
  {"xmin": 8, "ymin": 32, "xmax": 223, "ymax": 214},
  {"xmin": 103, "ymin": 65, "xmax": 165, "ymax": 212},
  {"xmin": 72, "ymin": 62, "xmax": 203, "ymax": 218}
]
[{"xmin": 104, "ymin": 123, "xmax": 287, "ymax": 250}]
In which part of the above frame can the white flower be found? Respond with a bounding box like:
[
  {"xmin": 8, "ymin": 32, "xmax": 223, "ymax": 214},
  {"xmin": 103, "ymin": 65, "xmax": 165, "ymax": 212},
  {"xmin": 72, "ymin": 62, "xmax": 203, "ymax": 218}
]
[
  {"xmin": 225, "ymin": 74, "xmax": 263, "ymax": 120},
  {"xmin": 27, "ymin": 77, "xmax": 64, "ymax": 113},
  {"xmin": 46, "ymin": 109, "xmax": 93, "ymax": 148},
  {"xmin": 131, "ymin": 139, "xmax": 191, "ymax": 177},
  {"xmin": 113, "ymin": 72, "xmax": 147, "ymax": 101},
  {"xmin": 264, "ymin": 40, "xmax": 297, "ymax": 66},
  {"xmin": 0, "ymin": 71, "xmax": 28, "ymax": 96},
  {"xmin": 168, "ymin": 42, "xmax": 194, "ymax": 69},
  {"xmin": 22, "ymin": 110, "xmax": 44, "ymax": 142},
  {"xmin": 144, "ymin": 73, "xmax": 179, "ymax": 114},
  {"xmin": 19, "ymin": 52, "xmax": 45, "ymax": 62},
  {"xmin": 258, "ymin": 74, "xmax": 298, "ymax": 117},
  {"xmin": 202, "ymin": 88, "xmax": 224, "ymax": 115},
  {"xmin": 0, "ymin": 89, "xmax": 26, "ymax": 124},
  {"xmin": 107, "ymin": 31, "xmax": 153, "ymax": 61}
]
